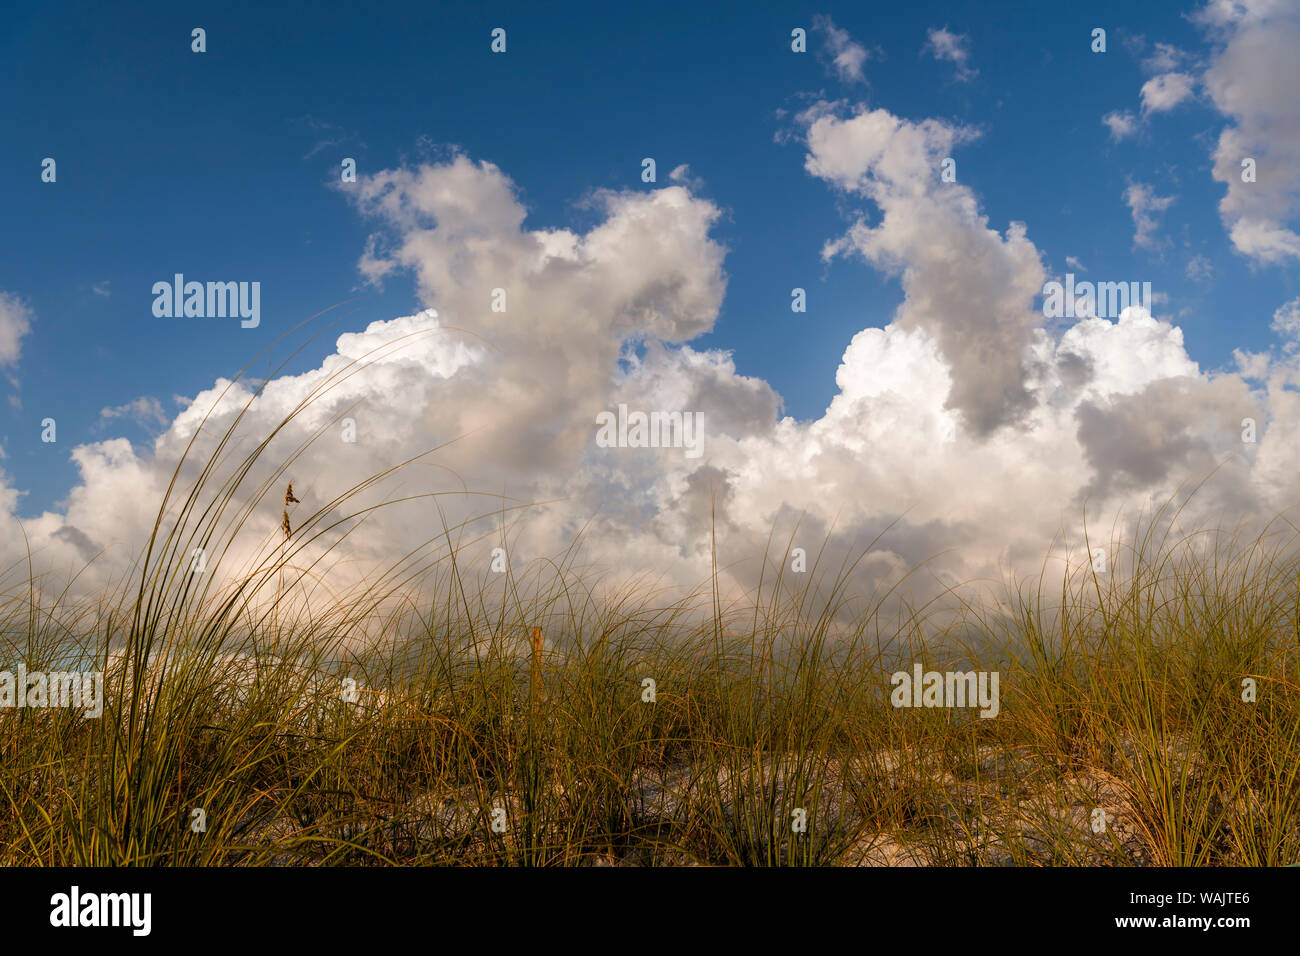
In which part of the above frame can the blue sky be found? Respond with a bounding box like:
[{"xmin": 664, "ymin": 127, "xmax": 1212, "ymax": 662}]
[{"xmin": 2, "ymin": 0, "xmax": 1296, "ymax": 522}]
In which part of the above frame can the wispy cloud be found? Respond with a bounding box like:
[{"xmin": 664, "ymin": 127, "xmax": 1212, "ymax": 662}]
[
  {"xmin": 98, "ymin": 396, "xmax": 170, "ymax": 432},
  {"xmin": 1140, "ymin": 72, "xmax": 1196, "ymax": 113},
  {"xmin": 1185, "ymin": 253, "xmax": 1214, "ymax": 282},
  {"xmin": 923, "ymin": 27, "xmax": 977, "ymax": 82},
  {"xmin": 293, "ymin": 115, "xmax": 368, "ymax": 161},
  {"xmin": 812, "ymin": 15, "xmax": 869, "ymax": 84},
  {"xmin": 1124, "ymin": 182, "xmax": 1176, "ymax": 249},
  {"xmin": 1102, "ymin": 109, "xmax": 1139, "ymax": 141},
  {"xmin": 0, "ymin": 292, "xmax": 33, "ymax": 368},
  {"xmin": 1271, "ymin": 297, "xmax": 1300, "ymax": 351}
]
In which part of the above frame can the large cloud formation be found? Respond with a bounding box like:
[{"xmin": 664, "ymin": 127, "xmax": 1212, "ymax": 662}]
[
  {"xmin": 4, "ymin": 5, "xmax": 1300, "ymax": 625},
  {"xmin": 1197, "ymin": 0, "xmax": 1300, "ymax": 262}
]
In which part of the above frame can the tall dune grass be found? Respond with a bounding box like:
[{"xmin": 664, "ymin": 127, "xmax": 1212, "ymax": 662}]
[{"xmin": 1, "ymin": 336, "xmax": 1296, "ymax": 866}]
